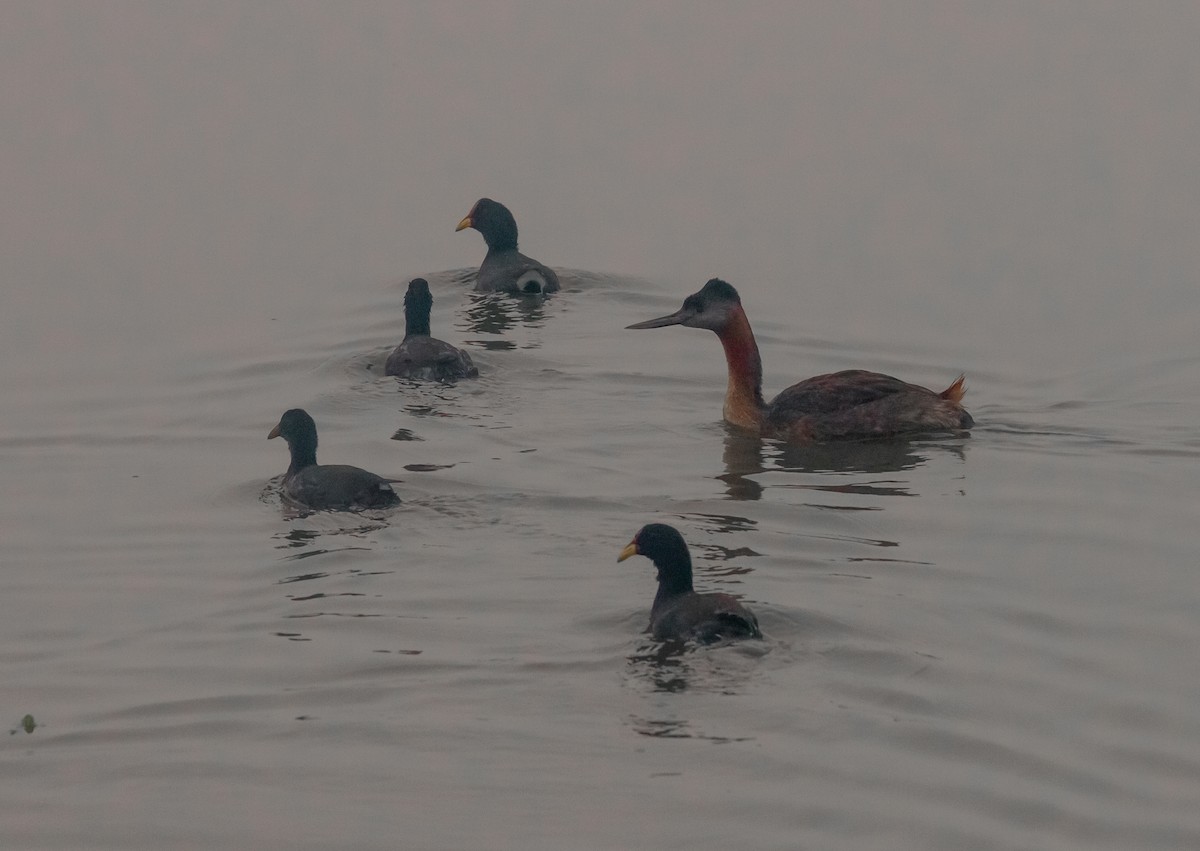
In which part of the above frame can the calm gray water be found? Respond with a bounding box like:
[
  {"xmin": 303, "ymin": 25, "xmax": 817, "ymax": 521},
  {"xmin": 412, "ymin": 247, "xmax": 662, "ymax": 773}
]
[{"xmin": 3, "ymin": 4, "xmax": 1199, "ymax": 849}]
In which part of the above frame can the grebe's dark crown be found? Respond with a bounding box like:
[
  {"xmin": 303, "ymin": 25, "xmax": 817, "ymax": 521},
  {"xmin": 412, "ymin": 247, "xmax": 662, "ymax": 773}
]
[{"xmin": 699, "ymin": 278, "xmax": 741, "ymax": 302}]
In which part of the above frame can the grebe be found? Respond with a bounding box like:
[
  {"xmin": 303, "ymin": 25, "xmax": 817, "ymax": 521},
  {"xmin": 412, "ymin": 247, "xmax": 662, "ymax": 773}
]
[
  {"xmin": 385, "ymin": 278, "xmax": 479, "ymax": 381},
  {"xmin": 618, "ymin": 523, "xmax": 761, "ymax": 642},
  {"xmin": 455, "ymin": 198, "xmax": 561, "ymax": 294},
  {"xmin": 268, "ymin": 409, "xmax": 400, "ymax": 510},
  {"xmin": 628, "ymin": 279, "xmax": 974, "ymax": 443}
]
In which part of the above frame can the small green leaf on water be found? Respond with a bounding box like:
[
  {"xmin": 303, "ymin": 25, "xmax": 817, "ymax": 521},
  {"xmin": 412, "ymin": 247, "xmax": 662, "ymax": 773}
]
[{"xmin": 20, "ymin": 714, "xmax": 36, "ymax": 734}]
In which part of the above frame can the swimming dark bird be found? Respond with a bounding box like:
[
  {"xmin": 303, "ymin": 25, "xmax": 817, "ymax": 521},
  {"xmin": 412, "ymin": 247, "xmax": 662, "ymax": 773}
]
[
  {"xmin": 268, "ymin": 409, "xmax": 400, "ymax": 510},
  {"xmin": 455, "ymin": 198, "xmax": 560, "ymax": 294},
  {"xmin": 385, "ymin": 278, "xmax": 479, "ymax": 381},
  {"xmin": 617, "ymin": 523, "xmax": 761, "ymax": 643},
  {"xmin": 627, "ymin": 278, "xmax": 974, "ymax": 443}
]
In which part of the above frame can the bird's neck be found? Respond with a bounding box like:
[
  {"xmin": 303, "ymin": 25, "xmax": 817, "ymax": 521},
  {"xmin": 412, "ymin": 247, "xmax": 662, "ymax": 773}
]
[
  {"xmin": 286, "ymin": 444, "xmax": 318, "ymax": 479},
  {"xmin": 404, "ymin": 307, "xmax": 431, "ymax": 338},
  {"xmin": 484, "ymin": 238, "xmax": 518, "ymax": 256},
  {"xmin": 483, "ymin": 225, "xmax": 519, "ymax": 253},
  {"xmin": 652, "ymin": 564, "xmax": 695, "ymax": 615},
  {"xmin": 716, "ymin": 307, "xmax": 766, "ymax": 431}
]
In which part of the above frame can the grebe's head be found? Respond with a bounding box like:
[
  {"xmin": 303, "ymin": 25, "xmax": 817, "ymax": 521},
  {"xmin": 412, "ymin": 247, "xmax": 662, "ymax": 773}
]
[{"xmin": 626, "ymin": 278, "xmax": 742, "ymax": 332}]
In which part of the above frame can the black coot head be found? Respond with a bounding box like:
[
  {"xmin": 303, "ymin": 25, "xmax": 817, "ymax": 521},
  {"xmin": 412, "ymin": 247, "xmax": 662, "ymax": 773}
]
[
  {"xmin": 268, "ymin": 408, "xmax": 317, "ymax": 447},
  {"xmin": 455, "ymin": 198, "xmax": 519, "ymax": 251},
  {"xmin": 618, "ymin": 523, "xmax": 688, "ymax": 565},
  {"xmin": 404, "ymin": 277, "xmax": 433, "ymax": 308},
  {"xmin": 618, "ymin": 523, "xmax": 694, "ymax": 593}
]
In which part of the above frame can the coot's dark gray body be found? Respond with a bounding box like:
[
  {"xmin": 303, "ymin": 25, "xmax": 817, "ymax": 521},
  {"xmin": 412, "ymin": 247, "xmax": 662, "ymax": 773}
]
[
  {"xmin": 618, "ymin": 523, "xmax": 761, "ymax": 643},
  {"xmin": 385, "ymin": 278, "xmax": 478, "ymax": 381},
  {"xmin": 268, "ymin": 409, "xmax": 399, "ymax": 510},
  {"xmin": 456, "ymin": 198, "xmax": 560, "ymax": 294}
]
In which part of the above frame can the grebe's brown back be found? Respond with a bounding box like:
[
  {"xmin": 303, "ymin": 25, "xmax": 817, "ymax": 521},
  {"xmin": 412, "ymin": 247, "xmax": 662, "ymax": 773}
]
[{"xmin": 627, "ymin": 278, "xmax": 973, "ymax": 443}]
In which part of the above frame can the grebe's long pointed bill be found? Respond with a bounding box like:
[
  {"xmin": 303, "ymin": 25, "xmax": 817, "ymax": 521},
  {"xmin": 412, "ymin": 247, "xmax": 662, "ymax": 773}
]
[
  {"xmin": 626, "ymin": 308, "xmax": 692, "ymax": 330},
  {"xmin": 617, "ymin": 541, "xmax": 639, "ymax": 562},
  {"xmin": 267, "ymin": 424, "xmax": 282, "ymax": 439}
]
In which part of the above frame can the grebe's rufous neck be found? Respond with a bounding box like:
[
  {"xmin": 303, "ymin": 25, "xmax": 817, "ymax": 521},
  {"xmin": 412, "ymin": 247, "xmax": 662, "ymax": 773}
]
[
  {"xmin": 455, "ymin": 198, "xmax": 561, "ymax": 295},
  {"xmin": 268, "ymin": 408, "xmax": 400, "ymax": 510},
  {"xmin": 628, "ymin": 278, "xmax": 974, "ymax": 443},
  {"xmin": 618, "ymin": 522, "xmax": 761, "ymax": 643}
]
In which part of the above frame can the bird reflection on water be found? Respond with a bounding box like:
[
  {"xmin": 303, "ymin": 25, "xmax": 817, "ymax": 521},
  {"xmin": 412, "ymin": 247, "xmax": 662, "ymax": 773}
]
[
  {"xmin": 625, "ymin": 635, "xmax": 768, "ymax": 701},
  {"xmin": 718, "ymin": 431, "xmax": 968, "ymax": 501},
  {"xmin": 627, "ymin": 714, "xmax": 756, "ymax": 744},
  {"xmin": 269, "ymin": 518, "xmax": 388, "ymax": 546},
  {"xmin": 682, "ymin": 511, "xmax": 758, "ymax": 536},
  {"xmin": 458, "ymin": 292, "xmax": 549, "ymax": 350}
]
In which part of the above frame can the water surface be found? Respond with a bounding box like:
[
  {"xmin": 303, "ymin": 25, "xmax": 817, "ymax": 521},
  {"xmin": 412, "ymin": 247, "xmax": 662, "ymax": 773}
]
[{"xmin": 2, "ymin": 4, "xmax": 1199, "ymax": 850}]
